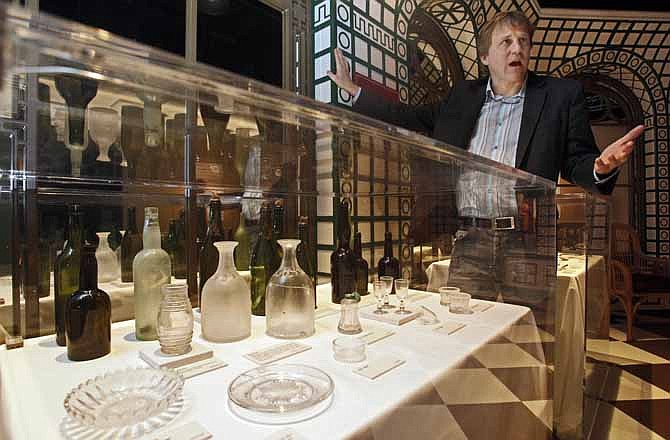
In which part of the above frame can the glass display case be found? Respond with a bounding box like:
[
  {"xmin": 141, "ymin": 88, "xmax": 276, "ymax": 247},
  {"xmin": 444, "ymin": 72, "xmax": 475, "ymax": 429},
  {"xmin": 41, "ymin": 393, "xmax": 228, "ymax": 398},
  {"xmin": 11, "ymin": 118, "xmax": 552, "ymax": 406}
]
[{"xmin": 0, "ymin": 5, "xmax": 578, "ymax": 439}]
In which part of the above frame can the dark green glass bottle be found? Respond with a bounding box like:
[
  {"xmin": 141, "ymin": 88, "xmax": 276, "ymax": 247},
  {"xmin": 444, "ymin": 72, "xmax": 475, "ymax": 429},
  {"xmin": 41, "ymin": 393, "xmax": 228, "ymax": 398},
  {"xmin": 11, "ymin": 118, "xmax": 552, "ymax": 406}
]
[
  {"xmin": 250, "ymin": 202, "xmax": 281, "ymax": 316},
  {"xmin": 353, "ymin": 231, "xmax": 369, "ymax": 296},
  {"xmin": 233, "ymin": 210, "xmax": 250, "ymax": 271},
  {"xmin": 296, "ymin": 216, "xmax": 317, "ymax": 308},
  {"xmin": 199, "ymin": 198, "xmax": 225, "ymax": 297},
  {"xmin": 121, "ymin": 207, "xmax": 142, "ymax": 282},
  {"xmin": 331, "ymin": 200, "xmax": 356, "ymax": 304},
  {"xmin": 54, "ymin": 204, "xmax": 83, "ymax": 346},
  {"xmin": 66, "ymin": 242, "xmax": 111, "ymax": 361},
  {"xmin": 378, "ymin": 231, "xmax": 400, "ymax": 293}
]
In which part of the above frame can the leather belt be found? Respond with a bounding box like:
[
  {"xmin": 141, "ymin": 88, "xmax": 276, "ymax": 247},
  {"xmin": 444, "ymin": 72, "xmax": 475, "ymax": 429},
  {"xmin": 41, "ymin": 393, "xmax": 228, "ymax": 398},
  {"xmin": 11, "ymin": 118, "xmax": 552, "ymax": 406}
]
[{"xmin": 459, "ymin": 216, "xmax": 516, "ymax": 231}]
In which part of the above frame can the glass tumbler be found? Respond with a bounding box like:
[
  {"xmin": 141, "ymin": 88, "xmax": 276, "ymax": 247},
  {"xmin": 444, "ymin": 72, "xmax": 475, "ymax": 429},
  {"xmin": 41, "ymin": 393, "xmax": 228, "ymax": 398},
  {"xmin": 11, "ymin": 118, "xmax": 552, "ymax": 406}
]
[
  {"xmin": 338, "ymin": 296, "xmax": 363, "ymax": 334},
  {"xmin": 439, "ymin": 286, "xmax": 460, "ymax": 306},
  {"xmin": 157, "ymin": 283, "xmax": 194, "ymax": 355}
]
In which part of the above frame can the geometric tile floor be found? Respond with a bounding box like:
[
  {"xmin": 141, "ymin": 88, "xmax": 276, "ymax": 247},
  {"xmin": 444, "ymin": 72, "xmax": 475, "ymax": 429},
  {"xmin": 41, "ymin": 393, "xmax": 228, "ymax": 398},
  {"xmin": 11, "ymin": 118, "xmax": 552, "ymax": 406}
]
[
  {"xmin": 350, "ymin": 310, "xmax": 669, "ymax": 439},
  {"xmin": 584, "ymin": 311, "xmax": 670, "ymax": 439}
]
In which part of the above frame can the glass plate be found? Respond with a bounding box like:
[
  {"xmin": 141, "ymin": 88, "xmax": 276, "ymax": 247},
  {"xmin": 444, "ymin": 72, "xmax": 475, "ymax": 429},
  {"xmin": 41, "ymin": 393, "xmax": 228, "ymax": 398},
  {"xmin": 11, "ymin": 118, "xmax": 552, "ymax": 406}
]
[
  {"xmin": 229, "ymin": 392, "xmax": 333, "ymax": 425},
  {"xmin": 228, "ymin": 364, "xmax": 334, "ymax": 414},
  {"xmin": 63, "ymin": 367, "xmax": 184, "ymax": 438}
]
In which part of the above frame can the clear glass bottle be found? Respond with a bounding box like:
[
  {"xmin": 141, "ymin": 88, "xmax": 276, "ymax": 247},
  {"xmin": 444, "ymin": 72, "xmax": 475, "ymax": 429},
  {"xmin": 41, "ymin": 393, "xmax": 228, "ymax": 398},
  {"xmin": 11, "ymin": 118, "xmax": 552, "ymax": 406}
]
[
  {"xmin": 201, "ymin": 241, "xmax": 251, "ymax": 342},
  {"xmin": 95, "ymin": 231, "xmax": 121, "ymax": 283},
  {"xmin": 199, "ymin": 198, "xmax": 225, "ymax": 297},
  {"xmin": 266, "ymin": 239, "xmax": 315, "ymax": 339},
  {"xmin": 66, "ymin": 242, "xmax": 111, "ymax": 361},
  {"xmin": 121, "ymin": 206, "xmax": 142, "ymax": 282},
  {"xmin": 331, "ymin": 200, "xmax": 356, "ymax": 304},
  {"xmin": 250, "ymin": 202, "xmax": 281, "ymax": 316},
  {"xmin": 54, "ymin": 204, "xmax": 83, "ymax": 346},
  {"xmin": 133, "ymin": 207, "xmax": 172, "ymax": 340},
  {"xmin": 157, "ymin": 283, "xmax": 194, "ymax": 355},
  {"xmin": 233, "ymin": 210, "xmax": 250, "ymax": 271}
]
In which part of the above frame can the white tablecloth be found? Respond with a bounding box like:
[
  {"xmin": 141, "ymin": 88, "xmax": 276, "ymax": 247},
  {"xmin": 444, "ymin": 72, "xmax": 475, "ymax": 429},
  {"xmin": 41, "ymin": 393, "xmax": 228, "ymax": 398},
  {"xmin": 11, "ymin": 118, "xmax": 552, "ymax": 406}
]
[{"xmin": 0, "ymin": 285, "xmax": 536, "ymax": 440}]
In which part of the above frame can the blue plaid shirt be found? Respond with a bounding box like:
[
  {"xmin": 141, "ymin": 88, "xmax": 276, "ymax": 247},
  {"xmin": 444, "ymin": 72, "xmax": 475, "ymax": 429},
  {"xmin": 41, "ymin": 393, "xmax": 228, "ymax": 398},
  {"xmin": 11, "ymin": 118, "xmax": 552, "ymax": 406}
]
[{"xmin": 458, "ymin": 79, "xmax": 526, "ymax": 219}]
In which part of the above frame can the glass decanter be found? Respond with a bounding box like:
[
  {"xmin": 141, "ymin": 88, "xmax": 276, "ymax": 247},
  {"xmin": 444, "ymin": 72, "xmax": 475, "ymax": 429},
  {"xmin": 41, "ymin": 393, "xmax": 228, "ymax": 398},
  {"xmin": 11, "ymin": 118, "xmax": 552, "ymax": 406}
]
[
  {"xmin": 95, "ymin": 232, "xmax": 121, "ymax": 283},
  {"xmin": 157, "ymin": 283, "xmax": 194, "ymax": 355},
  {"xmin": 201, "ymin": 241, "xmax": 251, "ymax": 342},
  {"xmin": 266, "ymin": 239, "xmax": 315, "ymax": 339}
]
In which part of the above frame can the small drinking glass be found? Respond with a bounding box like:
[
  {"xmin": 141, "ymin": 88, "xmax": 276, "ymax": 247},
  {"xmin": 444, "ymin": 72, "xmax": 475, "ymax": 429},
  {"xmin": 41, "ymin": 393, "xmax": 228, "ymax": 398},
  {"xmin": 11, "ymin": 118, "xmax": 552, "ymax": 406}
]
[
  {"xmin": 379, "ymin": 276, "xmax": 395, "ymax": 309},
  {"xmin": 338, "ymin": 295, "xmax": 362, "ymax": 334},
  {"xmin": 449, "ymin": 291, "xmax": 471, "ymax": 314},
  {"xmin": 372, "ymin": 280, "xmax": 387, "ymax": 315},
  {"xmin": 332, "ymin": 336, "xmax": 366, "ymax": 363},
  {"xmin": 439, "ymin": 286, "xmax": 460, "ymax": 306},
  {"xmin": 394, "ymin": 278, "xmax": 411, "ymax": 315}
]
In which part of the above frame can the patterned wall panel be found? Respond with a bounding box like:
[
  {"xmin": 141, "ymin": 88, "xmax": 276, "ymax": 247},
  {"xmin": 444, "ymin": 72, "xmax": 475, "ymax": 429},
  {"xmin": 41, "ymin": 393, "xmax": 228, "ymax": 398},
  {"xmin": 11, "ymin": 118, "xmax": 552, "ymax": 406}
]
[{"xmin": 313, "ymin": 0, "xmax": 670, "ymax": 257}]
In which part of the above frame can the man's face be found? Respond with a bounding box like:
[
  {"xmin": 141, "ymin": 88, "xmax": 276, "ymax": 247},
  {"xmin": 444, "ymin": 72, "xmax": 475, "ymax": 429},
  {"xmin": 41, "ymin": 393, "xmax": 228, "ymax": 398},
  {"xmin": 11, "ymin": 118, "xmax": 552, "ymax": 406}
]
[{"xmin": 480, "ymin": 23, "xmax": 531, "ymax": 88}]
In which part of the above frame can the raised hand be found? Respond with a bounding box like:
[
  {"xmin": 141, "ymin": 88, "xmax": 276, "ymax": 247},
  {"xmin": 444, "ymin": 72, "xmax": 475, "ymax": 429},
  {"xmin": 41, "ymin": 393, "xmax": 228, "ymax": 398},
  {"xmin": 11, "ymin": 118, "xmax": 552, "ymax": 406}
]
[
  {"xmin": 594, "ymin": 124, "xmax": 645, "ymax": 175},
  {"xmin": 326, "ymin": 48, "xmax": 360, "ymax": 97}
]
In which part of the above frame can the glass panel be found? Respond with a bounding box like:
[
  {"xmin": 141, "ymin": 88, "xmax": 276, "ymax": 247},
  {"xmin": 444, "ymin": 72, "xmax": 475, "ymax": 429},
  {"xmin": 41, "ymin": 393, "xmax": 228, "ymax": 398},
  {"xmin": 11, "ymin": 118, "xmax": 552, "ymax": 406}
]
[{"xmin": 0, "ymin": 5, "xmax": 568, "ymax": 439}]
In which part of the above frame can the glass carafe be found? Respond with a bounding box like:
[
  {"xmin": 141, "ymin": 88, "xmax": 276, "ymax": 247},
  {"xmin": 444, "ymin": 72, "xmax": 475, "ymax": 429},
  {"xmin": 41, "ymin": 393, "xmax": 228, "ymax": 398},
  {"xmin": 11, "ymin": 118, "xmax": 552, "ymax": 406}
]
[
  {"xmin": 95, "ymin": 232, "xmax": 121, "ymax": 283},
  {"xmin": 201, "ymin": 241, "xmax": 251, "ymax": 342},
  {"xmin": 266, "ymin": 239, "xmax": 315, "ymax": 339},
  {"xmin": 157, "ymin": 284, "xmax": 194, "ymax": 355}
]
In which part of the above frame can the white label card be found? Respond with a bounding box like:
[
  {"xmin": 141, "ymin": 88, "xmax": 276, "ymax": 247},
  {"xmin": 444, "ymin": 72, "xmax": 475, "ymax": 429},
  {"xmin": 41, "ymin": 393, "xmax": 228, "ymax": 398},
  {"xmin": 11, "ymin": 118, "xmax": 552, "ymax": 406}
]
[
  {"xmin": 149, "ymin": 421, "xmax": 212, "ymax": 440},
  {"xmin": 353, "ymin": 356, "xmax": 405, "ymax": 380},
  {"xmin": 433, "ymin": 322, "xmax": 466, "ymax": 335},
  {"xmin": 244, "ymin": 342, "xmax": 312, "ymax": 365},
  {"xmin": 471, "ymin": 303, "xmax": 494, "ymax": 313},
  {"xmin": 175, "ymin": 357, "xmax": 227, "ymax": 380},
  {"xmin": 357, "ymin": 328, "xmax": 395, "ymax": 345}
]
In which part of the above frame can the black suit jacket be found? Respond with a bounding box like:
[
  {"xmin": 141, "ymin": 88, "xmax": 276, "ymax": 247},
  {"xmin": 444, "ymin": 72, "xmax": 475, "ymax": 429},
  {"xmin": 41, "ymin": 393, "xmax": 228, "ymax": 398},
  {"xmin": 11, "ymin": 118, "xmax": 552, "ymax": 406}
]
[{"xmin": 354, "ymin": 72, "xmax": 615, "ymax": 194}]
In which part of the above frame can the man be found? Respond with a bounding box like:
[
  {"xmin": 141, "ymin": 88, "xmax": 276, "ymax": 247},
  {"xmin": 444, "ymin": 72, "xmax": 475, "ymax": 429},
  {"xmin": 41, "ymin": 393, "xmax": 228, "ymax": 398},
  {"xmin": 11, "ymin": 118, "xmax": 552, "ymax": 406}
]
[
  {"xmin": 328, "ymin": 11, "xmax": 643, "ymax": 193},
  {"xmin": 328, "ymin": 11, "xmax": 644, "ymax": 304}
]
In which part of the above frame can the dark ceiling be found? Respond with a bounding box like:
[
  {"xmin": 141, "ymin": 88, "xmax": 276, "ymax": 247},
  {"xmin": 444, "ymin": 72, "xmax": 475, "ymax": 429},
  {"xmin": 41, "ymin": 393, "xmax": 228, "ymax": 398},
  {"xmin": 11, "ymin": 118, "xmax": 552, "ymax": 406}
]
[{"xmin": 538, "ymin": 0, "xmax": 670, "ymax": 12}]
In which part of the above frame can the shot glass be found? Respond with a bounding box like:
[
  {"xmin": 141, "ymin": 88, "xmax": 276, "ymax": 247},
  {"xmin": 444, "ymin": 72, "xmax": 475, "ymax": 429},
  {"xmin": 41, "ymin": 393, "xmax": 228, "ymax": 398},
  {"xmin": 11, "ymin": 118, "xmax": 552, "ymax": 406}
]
[
  {"xmin": 332, "ymin": 336, "xmax": 366, "ymax": 363},
  {"xmin": 439, "ymin": 286, "xmax": 460, "ymax": 306},
  {"xmin": 448, "ymin": 291, "xmax": 471, "ymax": 314}
]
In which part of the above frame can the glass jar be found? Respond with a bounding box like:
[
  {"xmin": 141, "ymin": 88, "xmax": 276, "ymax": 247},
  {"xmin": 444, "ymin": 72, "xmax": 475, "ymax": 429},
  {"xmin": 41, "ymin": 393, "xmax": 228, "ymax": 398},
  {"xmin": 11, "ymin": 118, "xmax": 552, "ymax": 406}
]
[
  {"xmin": 157, "ymin": 283, "xmax": 194, "ymax": 355},
  {"xmin": 266, "ymin": 239, "xmax": 315, "ymax": 339},
  {"xmin": 338, "ymin": 295, "xmax": 362, "ymax": 335}
]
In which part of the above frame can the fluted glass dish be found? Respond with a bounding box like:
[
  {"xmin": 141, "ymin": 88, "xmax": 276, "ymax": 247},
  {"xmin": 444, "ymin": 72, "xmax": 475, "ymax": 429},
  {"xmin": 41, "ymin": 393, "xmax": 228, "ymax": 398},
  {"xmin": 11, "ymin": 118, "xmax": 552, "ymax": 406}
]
[
  {"xmin": 63, "ymin": 367, "xmax": 184, "ymax": 438},
  {"xmin": 228, "ymin": 364, "xmax": 333, "ymax": 413}
]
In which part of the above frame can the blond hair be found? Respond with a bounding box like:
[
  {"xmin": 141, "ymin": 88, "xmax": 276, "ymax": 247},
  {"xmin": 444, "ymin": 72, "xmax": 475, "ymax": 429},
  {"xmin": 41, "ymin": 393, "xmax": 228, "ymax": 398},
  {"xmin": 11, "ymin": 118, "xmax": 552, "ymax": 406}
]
[{"xmin": 477, "ymin": 11, "xmax": 534, "ymax": 57}]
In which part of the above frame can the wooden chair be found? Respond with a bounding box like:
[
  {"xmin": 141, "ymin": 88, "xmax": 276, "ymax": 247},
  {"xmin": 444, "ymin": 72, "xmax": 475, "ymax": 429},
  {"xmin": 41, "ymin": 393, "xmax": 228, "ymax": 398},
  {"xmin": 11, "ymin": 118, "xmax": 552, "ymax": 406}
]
[{"xmin": 608, "ymin": 223, "xmax": 670, "ymax": 341}]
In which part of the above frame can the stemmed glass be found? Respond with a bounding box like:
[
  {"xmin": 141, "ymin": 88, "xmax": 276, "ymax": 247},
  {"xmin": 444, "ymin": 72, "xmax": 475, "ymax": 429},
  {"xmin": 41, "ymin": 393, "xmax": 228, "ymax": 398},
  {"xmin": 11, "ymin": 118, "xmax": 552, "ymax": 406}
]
[
  {"xmin": 372, "ymin": 280, "xmax": 387, "ymax": 315},
  {"xmin": 394, "ymin": 278, "xmax": 410, "ymax": 315},
  {"xmin": 379, "ymin": 276, "xmax": 395, "ymax": 310}
]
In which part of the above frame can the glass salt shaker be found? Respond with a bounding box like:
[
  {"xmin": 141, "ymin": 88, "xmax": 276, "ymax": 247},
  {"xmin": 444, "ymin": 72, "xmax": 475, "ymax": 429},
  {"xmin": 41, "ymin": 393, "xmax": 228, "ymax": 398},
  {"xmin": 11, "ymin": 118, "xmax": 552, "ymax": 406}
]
[{"xmin": 338, "ymin": 293, "xmax": 362, "ymax": 335}]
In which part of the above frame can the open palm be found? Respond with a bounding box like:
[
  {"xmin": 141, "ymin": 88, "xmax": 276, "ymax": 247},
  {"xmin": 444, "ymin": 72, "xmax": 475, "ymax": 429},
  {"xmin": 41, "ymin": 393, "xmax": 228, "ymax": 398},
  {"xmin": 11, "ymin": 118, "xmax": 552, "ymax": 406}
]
[{"xmin": 594, "ymin": 124, "xmax": 645, "ymax": 175}]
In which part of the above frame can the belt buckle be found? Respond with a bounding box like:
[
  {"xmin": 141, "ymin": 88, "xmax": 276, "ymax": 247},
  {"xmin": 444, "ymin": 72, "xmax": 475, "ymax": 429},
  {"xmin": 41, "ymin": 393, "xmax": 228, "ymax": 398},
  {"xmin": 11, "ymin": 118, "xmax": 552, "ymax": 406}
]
[{"xmin": 493, "ymin": 216, "xmax": 515, "ymax": 230}]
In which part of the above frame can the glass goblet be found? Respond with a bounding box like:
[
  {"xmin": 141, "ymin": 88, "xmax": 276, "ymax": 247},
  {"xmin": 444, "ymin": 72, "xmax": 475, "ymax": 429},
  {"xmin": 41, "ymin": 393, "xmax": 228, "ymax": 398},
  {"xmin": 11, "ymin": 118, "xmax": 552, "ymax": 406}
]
[
  {"xmin": 372, "ymin": 280, "xmax": 387, "ymax": 314},
  {"xmin": 394, "ymin": 278, "xmax": 411, "ymax": 315},
  {"xmin": 379, "ymin": 276, "xmax": 395, "ymax": 310}
]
